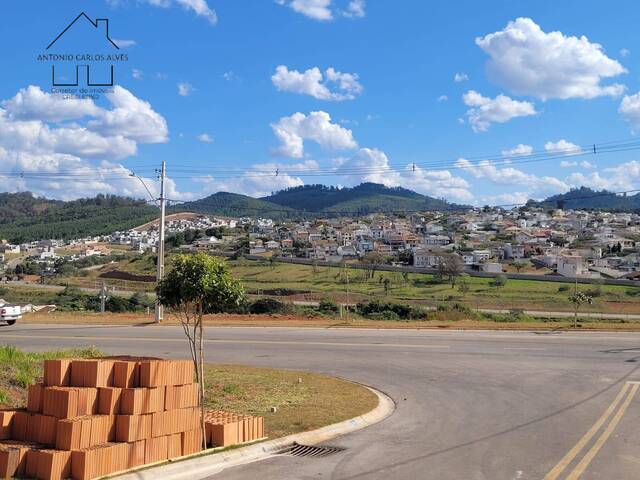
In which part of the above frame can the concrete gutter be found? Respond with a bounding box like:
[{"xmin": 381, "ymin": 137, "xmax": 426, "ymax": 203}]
[{"xmin": 115, "ymin": 385, "xmax": 395, "ymax": 480}]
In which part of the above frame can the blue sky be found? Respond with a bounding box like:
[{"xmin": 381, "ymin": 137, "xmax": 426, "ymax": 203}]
[{"xmin": 1, "ymin": 0, "xmax": 640, "ymax": 206}]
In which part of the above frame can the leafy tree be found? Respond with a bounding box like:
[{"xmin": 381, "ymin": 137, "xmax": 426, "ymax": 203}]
[
  {"xmin": 382, "ymin": 277, "xmax": 391, "ymax": 295},
  {"xmin": 492, "ymin": 274, "xmax": 508, "ymax": 288},
  {"xmin": 569, "ymin": 290, "xmax": 593, "ymax": 328},
  {"xmin": 511, "ymin": 261, "xmax": 526, "ymax": 273},
  {"xmin": 156, "ymin": 253, "xmax": 245, "ymax": 447}
]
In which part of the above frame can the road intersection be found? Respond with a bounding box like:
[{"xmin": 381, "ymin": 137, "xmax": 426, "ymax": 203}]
[{"xmin": 2, "ymin": 324, "xmax": 639, "ymax": 479}]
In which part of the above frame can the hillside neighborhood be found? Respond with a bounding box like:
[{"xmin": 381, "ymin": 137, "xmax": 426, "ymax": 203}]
[{"xmin": 2, "ymin": 204, "xmax": 639, "ymax": 282}]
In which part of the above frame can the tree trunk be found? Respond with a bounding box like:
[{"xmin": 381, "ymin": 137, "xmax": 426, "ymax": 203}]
[{"xmin": 198, "ymin": 301, "xmax": 207, "ymax": 450}]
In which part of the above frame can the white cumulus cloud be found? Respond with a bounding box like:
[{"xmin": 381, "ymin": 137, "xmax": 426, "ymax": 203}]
[
  {"xmin": 139, "ymin": 0, "xmax": 217, "ymax": 24},
  {"xmin": 619, "ymin": 92, "xmax": 640, "ymax": 130},
  {"xmin": 196, "ymin": 133, "xmax": 214, "ymax": 143},
  {"xmin": 177, "ymin": 82, "xmax": 194, "ymax": 97},
  {"xmin": 275, "ymin": 0, "xmax": 365, "ymax": 20},
  {"xmin": 476, "ymin": 17, "xmax": 626, "ymax": 100},
  {"xmin": 272, "ymin": 65, "xmax": 363, "ymax": 101},
  {"xmin": 502, "ymin": 144, "xmax": 533, "ymax": 157},
  {"xmin": 0, "ymin": 85, "xmax": 180, "ymax": 200},
  {"xmin": 454, "ymin": 73, "xmax": 468, "ymax": 83},
  {"xmin": 544, "ymin": 139, "xmax": 582, "ymax": 155},
  {"xmin": 335, "ymin": 148, "xmax": 473, "ymax": 202},
  {"xmin": 271, "ymin": 111, "xmax": 357, "ymax": 158},
  {"xmin": 463, "ymin": 90, "xmax": 537, "ymax": 132}
]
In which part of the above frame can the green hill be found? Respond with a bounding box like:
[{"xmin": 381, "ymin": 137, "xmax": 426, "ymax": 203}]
[
  {"xmin": 261, "ymin": 183, "xmax": 462, "ymax": 214},
  {"xmin": 175, "ymin": 192, "xmax": 296, "ymax": 218},
  {"xmin": 0, "ymin": 192, "xmax": 157, "ymax": 243},
  {"xmin": 529, "ymin": 187, "xmax": 640, "ymax": 211}
]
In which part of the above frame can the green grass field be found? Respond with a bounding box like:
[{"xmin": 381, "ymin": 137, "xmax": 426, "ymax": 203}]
[{"xmin": 228, "ymin": 260, "xmax": 640, "ymax": 314}]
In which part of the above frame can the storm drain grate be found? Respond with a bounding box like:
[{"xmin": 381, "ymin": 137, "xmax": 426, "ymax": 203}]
[{"xmin": 277, "ymin": 442, "xmax": 345, "ymax": 458}]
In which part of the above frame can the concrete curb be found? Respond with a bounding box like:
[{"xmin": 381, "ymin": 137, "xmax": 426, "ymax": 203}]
[{"xmin": 115, "ymin": 385, "xmax": 395, "ymax": 480}]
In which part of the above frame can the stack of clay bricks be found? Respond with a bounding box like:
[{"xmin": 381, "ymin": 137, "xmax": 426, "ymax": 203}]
[
  {"xmin": 204, "ymin": 410, "xmax": 265, "ymax": 448},
  {"xmin": 0, "ymin": 356, "xmax": 203, "ymax": 480}
]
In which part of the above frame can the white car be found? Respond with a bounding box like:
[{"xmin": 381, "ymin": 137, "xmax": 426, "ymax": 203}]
[{"xmin": 0, "ymin": 303, "xmax": 21, "ymax": 325}]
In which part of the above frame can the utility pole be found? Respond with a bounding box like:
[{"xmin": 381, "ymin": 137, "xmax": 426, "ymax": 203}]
[
  {"xmin": 155, "ymin": 160, "xmax": 166, "ymax": 323},
  {"xmin": 99, "ymin": 282, "xmax": 109, "ymax": 313}
]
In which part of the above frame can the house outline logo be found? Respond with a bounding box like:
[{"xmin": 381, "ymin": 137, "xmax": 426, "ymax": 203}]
[{"xmin": 45, "ymin": 12, "xmax": 121, "ymax": 87}]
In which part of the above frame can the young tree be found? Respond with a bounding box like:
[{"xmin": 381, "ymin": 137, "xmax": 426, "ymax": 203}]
[
  {"xmin": 492, "ymin": 274, "xmax": 508, "ymax": 289},
  {"xmin": 511, "ymin": 261, "xmax": 526, "ymax": 273},
  {"xmin": 382, "ymin": 276, "xmax": 391, "ymax": 295},
  {"xmin": 569, "ymin": 290, "xmax": 593, "ymax": 328},
  {"xmin": 438, "ymin": 253, "xmax": 464, "ymax": 288},
  {"xmin": 156, "ymin": 253, "xmax": 245, "ymax": 448},
  {"xmin": 457, "ymin": 273, "xmax": 470, "ymax": 297}
]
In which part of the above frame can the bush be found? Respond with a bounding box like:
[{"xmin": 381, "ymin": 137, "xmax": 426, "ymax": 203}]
[
  {"xmin": 319, "ymin": 299, "xmax": 339, "ymax": 313},
  {"xmin": 249, "ymin": 298, "xmax": 291, "ymax": 314},
  {"xmin": 368, "ymin": 311, "xmax": 401, "ymax": 321},
  {"xmin": 356, "ymin": 300, "xmax": 426, "ymax": 320}
]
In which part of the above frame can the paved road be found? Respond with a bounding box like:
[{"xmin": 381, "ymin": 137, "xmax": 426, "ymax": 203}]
[{"xmin": 2, "ymin": 324, "xmax": 640, "ymax": 479}]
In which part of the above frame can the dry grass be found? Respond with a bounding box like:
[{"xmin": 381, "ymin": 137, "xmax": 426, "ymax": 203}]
[
  {"xmin": 20, "ymin": 311, "xmax": 640, "ymax": 331},
  {"xmin": 203, "ymin": 364, "xmax": 378, "ymax": 438}
]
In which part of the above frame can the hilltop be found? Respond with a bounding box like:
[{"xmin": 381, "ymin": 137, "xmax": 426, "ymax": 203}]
[
  {"xmin": 181, "ymin": 183, "xmax": 465, "ymax": 218},
  {"xmin": 529, "ymin": 187, "xmax": 640, "ymax": 211}
]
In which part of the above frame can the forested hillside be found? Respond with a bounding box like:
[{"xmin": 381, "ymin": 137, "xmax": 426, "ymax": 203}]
[
  {"xmin": 0, "ymin": 193, "xmax": 157, "ymax": 243},
  {"xmin": 530, "ymin": 187, "xmax": 640, "ymax": 211}
]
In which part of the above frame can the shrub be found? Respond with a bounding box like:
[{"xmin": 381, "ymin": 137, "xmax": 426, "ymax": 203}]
[
  {"xmin": 319, "ymin": 299, "xmax": 339, "ymax": 313},
  {"xmin": 249, "ymin": 298, "xmax": 290, "ymax": 314},
  {"xmin": 368, "ymin": 311, "xmax": 401, "ymax": 321},
  {"xmin": 356, "ymin": 300, "xmax": 426, "ymax": 320}
]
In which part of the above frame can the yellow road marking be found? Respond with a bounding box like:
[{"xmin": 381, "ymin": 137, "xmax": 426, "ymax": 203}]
[
  {"xmin": 543, "ymin": 383, "xmax": 630, "ymax": 480},
  {"xmin": 565, "ymin": 383, "xmax": 639, "ymax": 480}
]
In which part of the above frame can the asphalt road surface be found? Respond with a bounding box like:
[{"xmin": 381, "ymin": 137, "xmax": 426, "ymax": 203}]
[{"xmin": 2, "ymin": 323, "xmax": 640, "ymax": 479}]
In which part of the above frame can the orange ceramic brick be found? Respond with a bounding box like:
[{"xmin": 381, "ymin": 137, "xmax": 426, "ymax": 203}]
[
  {"xmin": 0, "ymin": 410, "xmax": 16, "ymax": 440},
  {"xmin": 56, "ymin": 418, "xmax": 82, "ymax": 451},
  {"xmin": 113, "ymin": 361, "xmax": 139, "ymax": 388},
  {"xmin": 127, "ymin": 439, "xmax": 145, "ymax": 469},
  {"xmin": 70, "ymin": 359, "xmax": 114, "ymax": 388},
  {"xmin": 24, "ymin": 448, "xmax": 40, "ymax": 479},
  {"xmin": 76, "ymin": 388, "xmax": 99, "ymax": 416},
  {"xmin": 27, "ymin": 384, "xmax": 44, "ymax": 413},
  {"xmin": 43, "ymin": 359, "xmax": 72, "ymax": 387},
  {"xmin": 208, "ymin": 421, "xmax": 238, "ymax": 447},
  {"xmin": 78, "ymin": 416, "xmax": 92, "ymax": 450},
  {"xmin": 138, "ymin": 360, "xmax": 164, "ymax": 388},
  {"xmin": 0, "ymin": 446, "xmax": 21, "ymax": 479},
  {"xmin": 115, "ymin": 414, "xmax": 152, "ymax": 442},
  {"xmin": 145, "ymin": 387, "xmax": 165, "ymax": 414},
  {"xmin": 36, "ymin": 449, "xmax": 72, "ymax": 480},
  {"xmin": 121, "ymin": 388, "xmax": 164, "ymax": 414},
  {"xmin": 167, "ymin": 432, "xmax": 182, "ymax": 459},
  {"xmin": 89, "ymin": 415, "xmax": 115, "ymax": 447},
  {"xmin": 0, "ymin": 440, "xmax": 36, "ymax": 477},
  {"xmin": 70, "ymin": 448, "xmax": 93, "ymax": 480},
  {"xmin": 180, "ymin": 429, "xmax": 203, "ymax": 456},
  {"xmin": 11, "ymin": 411, "xmax": 31, "ymax": 441},
  {"xmin": 35, "ymin": 414, "xmax": 58, "ymax": 446},
  {"xmin": 98, "ymin": 387, "xmax": 122, "ymax": 414},
  {"xmin": 144, "ymin": 435, "xmax": 168, "ymax": 464},
  {"xmin": 42, "ymin": 387, "xmax": 79, "ymax": 419}
]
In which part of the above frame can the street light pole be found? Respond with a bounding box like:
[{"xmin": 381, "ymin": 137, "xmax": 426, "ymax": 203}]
[{"xmin": 155, "ymin": 161, "xmax": 166, "ymax": 323}]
